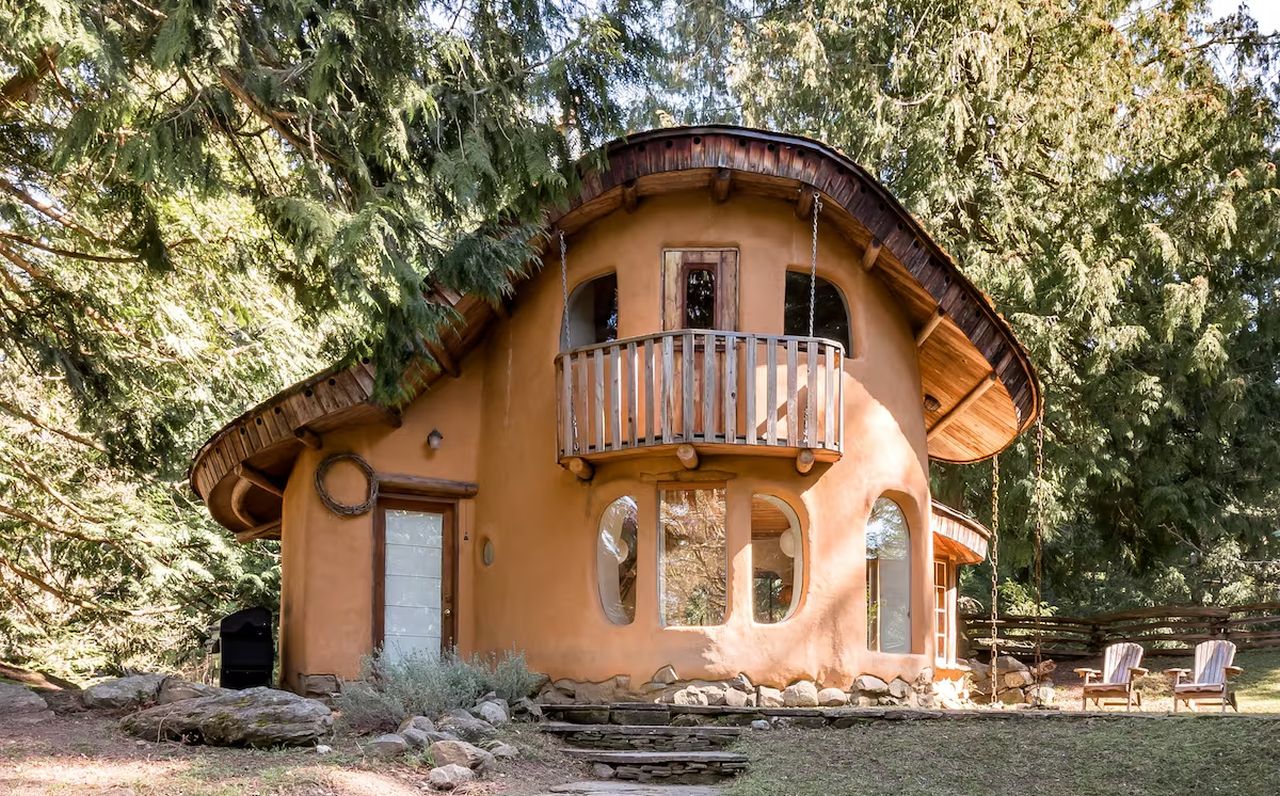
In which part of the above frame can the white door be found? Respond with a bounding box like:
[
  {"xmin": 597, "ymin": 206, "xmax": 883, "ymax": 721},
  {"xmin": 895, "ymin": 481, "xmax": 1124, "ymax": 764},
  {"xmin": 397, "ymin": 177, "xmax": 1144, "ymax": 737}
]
[{"xmin": 381, "ymin": 507, "xmax": 448, "ymax": 661}]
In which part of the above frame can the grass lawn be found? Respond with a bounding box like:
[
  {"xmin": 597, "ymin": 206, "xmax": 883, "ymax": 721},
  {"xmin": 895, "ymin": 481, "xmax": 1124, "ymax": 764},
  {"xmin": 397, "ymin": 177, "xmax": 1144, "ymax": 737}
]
[{"xmin": 727, "ymin": 718, "xmax": 1280, "ymax": 796}]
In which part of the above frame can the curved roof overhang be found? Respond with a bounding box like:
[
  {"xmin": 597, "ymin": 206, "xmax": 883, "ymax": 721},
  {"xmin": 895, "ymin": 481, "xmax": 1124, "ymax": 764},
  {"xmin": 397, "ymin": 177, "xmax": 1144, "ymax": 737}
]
[
  {"xmin": 932, "ymin": 499, "xmax": 991, "ymax": 565},
  {"xmin": 190, "ymin": 125, "xmax": 1040, "ymax": 537}
]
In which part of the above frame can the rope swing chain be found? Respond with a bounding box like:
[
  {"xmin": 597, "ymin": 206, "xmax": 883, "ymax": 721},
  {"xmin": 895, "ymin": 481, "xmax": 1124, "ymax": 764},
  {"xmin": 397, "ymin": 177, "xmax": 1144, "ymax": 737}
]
[
  {"xmin": 808, "ymin": 191, "xmax": 822, "ymax": 338},
  {"xmin": 989, "ymin": 452, "xmax": 1001, "ymax": 701}
]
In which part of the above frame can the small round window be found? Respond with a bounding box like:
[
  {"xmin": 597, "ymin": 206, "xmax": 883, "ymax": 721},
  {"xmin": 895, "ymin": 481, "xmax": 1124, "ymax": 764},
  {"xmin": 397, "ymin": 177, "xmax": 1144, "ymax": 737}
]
[
  {"xmin": 752, "ymin": 495, "xmax": 803, "ymax": 623},
  {"xmin": 597, "ymin": 496, "xmax": 638, "ymax": 625}
]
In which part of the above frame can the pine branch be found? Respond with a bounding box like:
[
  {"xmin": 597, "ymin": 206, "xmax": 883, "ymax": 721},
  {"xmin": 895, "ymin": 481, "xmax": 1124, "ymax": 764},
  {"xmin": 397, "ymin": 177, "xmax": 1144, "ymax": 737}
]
[
  {"xmin": 217, "ymin": 68, "xmax": 344, "ymax": 168},
  {"xmin": 0, "ymin": 231, "xmax": 141, "ymax": 264},
  {"xmin": 0, "ymin": 45, "xmax": 61, "ymax": 115}
]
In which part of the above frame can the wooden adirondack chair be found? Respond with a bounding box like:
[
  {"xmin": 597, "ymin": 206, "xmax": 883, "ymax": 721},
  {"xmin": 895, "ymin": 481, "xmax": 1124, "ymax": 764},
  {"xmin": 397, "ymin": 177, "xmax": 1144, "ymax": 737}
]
[
  {"xmin": 1074, "ymin": 642, "xmax": 1148, "ymax": 710},
  {"xmin": 1164, "ymin": 639, "xmax": 1242, "ymax": 712}
]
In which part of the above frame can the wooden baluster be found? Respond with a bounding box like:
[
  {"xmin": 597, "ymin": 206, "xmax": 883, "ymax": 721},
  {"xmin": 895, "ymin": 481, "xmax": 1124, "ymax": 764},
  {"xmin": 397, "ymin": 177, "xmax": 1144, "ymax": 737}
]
[
  {"xmin": 745, "ymin": 336, "xmax": 757, "ymax": 445},
  {"xmin": 576, "ymin": 351, "xmax": 589, "ymax": 453},
  {"xmin": 805, "ymin": 339, "xmax": 817, "ymax": 446},
  {"xmin": 644, "ymin": 338, "xmax": 655, "ymax": 445},
  {"xmin": 609, "ymin": 346, "xmax": 622, "ymax": 450},
  {"xmin": 702, "ymin": 332, "xmax": 716, "ymax": 441},
  {"xmin": 662, "ymin": 335, "xmax": 675, "ymax": 444},
  {"xmin": 766, "ymin": 340, "xmax": 778, "ymax": 445},
  {"xmin": 786, "ymin": 339, "xmax": 799, "ymax": 447},
  {"xmin": 560, "ymin": 356, "xmax": 572, "ymax": 457},
  {"xmin": 626, "ymin": 341, "xmax": 637, "ymax": 447},
  {"xmin": 593, "ymin": 348, "xmax": 605, "ymax": 452},
  {"xmin": 724, "ymin": 335, "xmax": 737, "ymax": 443},
  {"xmin": 824, "ymin": 345, "xmax": 836, "ymax": 450},
  {"xmin": 682, "ymin": 332, "xmax": 695, "ymax": 443}
]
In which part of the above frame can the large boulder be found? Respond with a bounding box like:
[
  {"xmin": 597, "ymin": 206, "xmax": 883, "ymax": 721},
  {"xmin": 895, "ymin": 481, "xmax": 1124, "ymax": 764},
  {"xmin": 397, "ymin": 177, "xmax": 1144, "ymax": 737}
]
[
  {"xmin": 782, "ymin": 681, "xmax": 819, "ymax": 707},
  {"xmin": 82, "ymin": 673, "xmax": 168, "ymax": 710},
  {"xmin": 437, "ymin": 712, "xmax": 497, "ymax": 743},
  {"xmin": 816, "ymin": 687, "xmax": 848, "ymax": 707},
  {"xmin": 756, "ymin": 686, "xmax": 784, "ymax": 707},
  {"xmin": 723, "ymin": 687, "xmax": 755, "ymax": 708},
  {"xmin": 0, "ymin": 682, "xmax": 54, "ymax": 725},
  {"xmin": 471, "ymin": 698, "xmax": 509, "ymax": 725},
  {"xmin": 121, "ymin": 687, "xmax": 333, "ymax": 747},
  {"xmin": 157, "ymin": 678, "xmax": 226, "ymax": 705},
  {"xmin": 429, "ymin": 739, "xmax": 495, "ymax": 772},
  {"xmin": 428, "ymin": 763, "xmax": 475, "ymax": 790},
  {"xmin": 853, "ymin": 674, "xmax": 889, "ymax": 696}
]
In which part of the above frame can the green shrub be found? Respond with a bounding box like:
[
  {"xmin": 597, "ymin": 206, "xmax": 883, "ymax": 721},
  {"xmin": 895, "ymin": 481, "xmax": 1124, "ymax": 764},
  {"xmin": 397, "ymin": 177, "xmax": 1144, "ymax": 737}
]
[{"xmin": 336, "ymin": 647, "xmax": 540, "ymax": 732}]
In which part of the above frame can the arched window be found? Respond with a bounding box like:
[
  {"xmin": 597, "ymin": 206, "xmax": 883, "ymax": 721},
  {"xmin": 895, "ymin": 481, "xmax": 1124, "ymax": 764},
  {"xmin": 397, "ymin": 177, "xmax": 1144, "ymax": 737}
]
[
  {"xmin": 597, "ymin": 496, "xmax": 638, "ymax": 625},
  {"xmin": 751, "ymin": 495, "xmax": 803, "ymax": 623},
  {"xmin": 784, "ymin": 271, "xmax": 850, "ymax": 351},
  {"xmin": 867, "ymin": 496, "xmax": 911, "ymax": 653},
  {"xmin": 563, "ymin": 272, "xmax": 618, "ymax": 351}
]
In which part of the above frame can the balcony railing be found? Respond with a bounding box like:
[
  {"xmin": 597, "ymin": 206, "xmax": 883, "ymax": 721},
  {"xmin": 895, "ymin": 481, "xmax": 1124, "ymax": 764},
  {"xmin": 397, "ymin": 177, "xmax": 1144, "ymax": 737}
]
[{"xmin": 555, "ymin": 330, "xmax": 844, "ymax": 467}]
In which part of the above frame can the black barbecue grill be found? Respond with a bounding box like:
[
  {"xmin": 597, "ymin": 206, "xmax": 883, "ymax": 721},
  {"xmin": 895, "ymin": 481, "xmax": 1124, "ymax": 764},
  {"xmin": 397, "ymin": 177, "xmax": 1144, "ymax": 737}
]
[{"xmin": 216, "ymin": 606, "xmax": 274, "ymax": 689}]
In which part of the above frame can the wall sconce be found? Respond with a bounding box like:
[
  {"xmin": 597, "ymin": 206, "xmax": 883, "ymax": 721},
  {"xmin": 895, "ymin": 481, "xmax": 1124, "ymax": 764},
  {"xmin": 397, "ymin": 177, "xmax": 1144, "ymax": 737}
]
[
  {"xmin": 923, "ymin": 394, "xmax": 942, "ymax": 413},
  {"xmin": 427, "ymin": 428, "xmax": 444, "ymax": 450}
]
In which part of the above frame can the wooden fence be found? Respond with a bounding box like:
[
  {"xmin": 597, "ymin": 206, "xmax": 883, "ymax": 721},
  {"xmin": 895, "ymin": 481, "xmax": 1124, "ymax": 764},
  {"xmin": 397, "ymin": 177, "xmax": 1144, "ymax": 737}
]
[
  {"xmin": 555, "ymin": 330, "xmax": 844, "ymax": 459},
  {"xmin": 961, "ymin": 601, "xmax": 1280, "ymax": 659}
]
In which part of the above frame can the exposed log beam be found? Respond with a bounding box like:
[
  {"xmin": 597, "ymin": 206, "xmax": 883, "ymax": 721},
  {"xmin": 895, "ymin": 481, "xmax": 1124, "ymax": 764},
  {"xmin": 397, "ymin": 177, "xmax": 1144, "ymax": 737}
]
[
  {"xmin": 234, "ymin": 463, "xmax": 284, "ymax": 497},
  {"xmin": 229, "ymin": 479, "xmax": 261, "ymax": 528},
  {"xmin": 294, "ymin": 426, "xmax": 323, "ymax": 449},
  {"xmin": 795, "ymin": 185, "xmax": 816, "ymax": 220},
  {"xmin": 378, "ymin": 473, "xmax": 479, "ymax": 497},
  {"xmin": 915, "ymin": 308, "xmax": 946, "ymax": 347},
  {"xmin": 425, "ymin": 339, "xmax": 460, "ymax": 378},
  {"xmin": 621, "ymin": 180, "xmax": 639, "ymax": 213},
  {"xmin": 374, "ymin": 404, "xmax": 403, "ymax": 428},
  {"xmin": 565, "ymin": 457, "xmax": 594, "ymax": 481},
  {"xmin": 235, "ymin": 519, "xmax": 282, "ymax": 543},
  {"xmin": 860, "ymin": 239, "xmax": 883, "ymax": 272},
  {"xmin": 795, "ymin": 448, "xmax": 816, "ymax": 475},
  {"xmin": 676, "ymin": 443, "xmax": 699, "ymax": 470},
  {"xmin": 927, "ymin": 372, "xmax": 997, "ymax": 441},
  {"xmin": 711, "ymin": 168, "xmax": 733, "ymax": 203}
]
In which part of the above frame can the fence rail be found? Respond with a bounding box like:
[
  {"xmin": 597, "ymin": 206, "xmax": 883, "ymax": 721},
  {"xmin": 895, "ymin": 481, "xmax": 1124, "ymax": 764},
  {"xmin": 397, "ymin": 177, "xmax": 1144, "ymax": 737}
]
[
  {"xmin": 555, "ymin": 330, "xmax": 844, "ymax": 460},
  {"xmin": 961, "ymin": 601, "xmax": 1280, "ymax": 659}
]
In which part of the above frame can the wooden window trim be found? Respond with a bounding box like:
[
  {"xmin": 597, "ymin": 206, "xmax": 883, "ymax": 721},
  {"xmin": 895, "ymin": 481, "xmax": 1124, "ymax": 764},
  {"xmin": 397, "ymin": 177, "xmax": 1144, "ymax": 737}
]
[
  {"xmin": 662, "ymin": 249, "xmax": 739, "ymax": 331},
  {"xmin": 372, "ymin": 497, "xmax": 458, "ymax": 655}
]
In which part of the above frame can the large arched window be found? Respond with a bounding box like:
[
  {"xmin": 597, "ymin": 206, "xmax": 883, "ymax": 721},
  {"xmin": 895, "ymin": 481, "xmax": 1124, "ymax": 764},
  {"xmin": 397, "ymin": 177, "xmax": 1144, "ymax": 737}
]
[
  {"xmin": 784, "ymin": 271, "xmax": 850, "ymax": 351},
  {"xmin": 867, "ymin": 496, "xmax": 911, "ymax": 653},
  {"xmin": 597, "ymin": 496, "xmax": 638, "ymax": 625},
  {"xmin": 751, "ymin": 494, "xmax": 803, "ymax": 624},
  {"xmin": 563, "ymin": 272, "xmax": 618, "ymax": 351}
]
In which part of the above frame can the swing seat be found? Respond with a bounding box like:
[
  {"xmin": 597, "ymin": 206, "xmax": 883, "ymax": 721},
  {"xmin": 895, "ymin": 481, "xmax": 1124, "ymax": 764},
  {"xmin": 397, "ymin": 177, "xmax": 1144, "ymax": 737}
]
[{"xmin": 1075, "ymin": 642, "xmax": 1147, "ymax": 711}]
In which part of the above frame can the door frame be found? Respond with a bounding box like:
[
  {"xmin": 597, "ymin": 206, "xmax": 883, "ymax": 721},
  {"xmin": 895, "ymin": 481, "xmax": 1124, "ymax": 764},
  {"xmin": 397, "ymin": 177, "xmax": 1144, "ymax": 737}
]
[{"xmin": 372, "ymin": 496, "xmax": 458, "ymax": 654}]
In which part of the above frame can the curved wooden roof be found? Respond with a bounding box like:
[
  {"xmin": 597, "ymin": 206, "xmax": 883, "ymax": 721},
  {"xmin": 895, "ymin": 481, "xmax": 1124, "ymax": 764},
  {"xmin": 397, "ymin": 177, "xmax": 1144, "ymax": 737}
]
[
  {"xmin": 190, "ymin": 125, "xmax": 1040, "ymax": 535},
  {"xmin": 932, "ymin": 500, "xmax": 991, "ymax": 565}
]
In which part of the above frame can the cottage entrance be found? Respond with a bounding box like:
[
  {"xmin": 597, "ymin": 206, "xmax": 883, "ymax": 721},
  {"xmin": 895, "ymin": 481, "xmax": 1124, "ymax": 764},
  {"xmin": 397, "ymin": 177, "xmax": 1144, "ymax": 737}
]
[{"xmin": 373, "ymin": 499, "xmax": 456, "ymax": 659}]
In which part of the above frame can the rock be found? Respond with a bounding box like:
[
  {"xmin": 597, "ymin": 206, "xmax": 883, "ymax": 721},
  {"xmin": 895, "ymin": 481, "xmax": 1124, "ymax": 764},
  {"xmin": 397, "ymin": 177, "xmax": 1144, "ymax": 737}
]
[
  {"xmin": 488, "ymin": 741, "xmax": 519, "ymax": 759},
  {"xmin": 0, "ymin": 682, "xmax": 54, "ymax": 725},
  {"xmin": 367, "ymin": 733, "xmax": 409, "ymax": 758},
  {"xmin": 427, "ymin": 763, "xmax": 475, "ymax": 790},
  {"xmin": 157, "ymin": 678, "xmax": 225, "ymax": 705},
  {"xmin": 757, "ymin": 686, "xmax": 784, "ymax": 707},
  {"xmin": 723, "ymin": 687, "xmax": 753, "ymax": 708},
  {"xmin": 422, "ymin": 730, "xmax": 462, "ymax": 744},
  {"xmin": 731, "ymin": 672, "xmax": 754, "ymax": 693},
  {"xmin": 402, "ymin": 728, "xmax": 433, "ymax": 749},
  {"xmin": 853, "ymin": 675, "xmax": 889, "ymax": 695},
  {"xmin": 591, "ymin": 762, "xmax": 616, "ymax": 779},
  {"xmin": 316, "ymin": 744, "xmax": 333, "ymax": 755},
  {"xmin": 399, "ymin": 715, "xmax": 437, "ymax": 734},
  {"xmin": 915, "ymin": 667, "xmax": 934, "ymax": 686},
  {"xmin": 782, "ymin": 680, "xmax": 819, "ymax": 707},
  {"xmin": 82, "ymin": 674, "xmax": 168, "ymax": 710},
  {"xmin": 1026, "ymin": 684, "xmax": 1056, "ymax": 706},
  {"xmin": 430, "ymin": 739, "xmax": 495, "ymax": 772},
  {"xmin": 511, "ymin": 696, "xmax": 543, "ymax": 720},
  {"xmin": 750, "ymin": 719, "xmax": 771, "ymax": 730},
  {"xmin": 699, "ymin": 685, "xmax": 727, "ymax": 706},
  {"xmin": 559, "ymin": 675, "xmax": 632, "ymax": 704},
  {"xmin": 437, "ymin": 713, "xmax": 497, "ymax": 743},
  {"xmin": 40, "ymin": 690, "xmax": 86, "ymax": 715},
  {"xmin": 472, "ymin": 699, "xmax": 509, "ymax": 725},
  {"xmin": 120, "ymin": 686, "xmax": 333, "ymax": 747},
  {"xmin": 672, "ymin": 686, "xmax": 708, "ymax": 706},
  {"xmin": 300, "ymin": 674, "xmax": 342, "ymax": 700},
  {"xmin": 888, "ymin": 678, "xmax": 912, "ymax": 700},
  {"xmin": 855, "ymin": 695, "xmax": 875, "ymax": 707},
  {"xmin": 995, "ymin": 655, "xmax": 1029, "ymax": 673},
  {"xmin": 1003, "ymin": 670, "xmax": 1034, "ymax": 689},
  {"xmin": 651, "ymin": 665, "xmax": 679, "ymax": 684},
  {"xmin": 816, "ymin": 687, "xmax": 848, "ymax": 707},
  {"xmin": 998, "ymin": 688, "xmax": 1025, "ymax": 705}
]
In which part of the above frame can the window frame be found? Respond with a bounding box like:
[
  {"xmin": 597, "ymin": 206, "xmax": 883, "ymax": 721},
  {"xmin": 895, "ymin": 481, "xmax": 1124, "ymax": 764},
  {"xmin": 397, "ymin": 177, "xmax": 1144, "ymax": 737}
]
[
  {"xmin": 657, "ymin": 482, "xmax": 730, "ymax": 628},
  {"xmin": 783, "ymin": 268, "xmax": 852, "ymax": 352},
  {"xmin": 595, "ymin": 494, "xmax": 640, "ymax": 627},
  {"xmin": 562, "ymin": 270, "xmax": 619, "ymax": 351},
  {"xmin": 749, "ymin": 493, "xmax": 805, "ymax": 626},
  {"xmin": 372, "ymin": 496, "xmax": 457, "ymax": 655},
  {"xmin": 933, "ymin": 559, "xmax": 955, "ymax": 666},
  {"xmin": 865, "ymin": 495, "xmax": 913, "ymax": 655},
  {"xmin": 661, "ymin": 249, "xmax": 739, "ymax": 331}
]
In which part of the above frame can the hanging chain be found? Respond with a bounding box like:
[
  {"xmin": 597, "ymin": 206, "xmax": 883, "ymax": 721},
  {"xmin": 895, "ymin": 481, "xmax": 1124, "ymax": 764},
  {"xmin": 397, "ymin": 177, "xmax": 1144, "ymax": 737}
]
[
  {"xmin": 559, "ymin": 230, "xmax": 570, "ymax": 350},
  {"xmin": 1033, "ymin": 415, "xmax": 1046, "ymax": 675},
  {"xmin": 989, "ymin": 453, "xmax": 1001, "ymax": 704},
  {"xmin": 808, "ymin": 191, "xmax": 822, "ymax": 338}
]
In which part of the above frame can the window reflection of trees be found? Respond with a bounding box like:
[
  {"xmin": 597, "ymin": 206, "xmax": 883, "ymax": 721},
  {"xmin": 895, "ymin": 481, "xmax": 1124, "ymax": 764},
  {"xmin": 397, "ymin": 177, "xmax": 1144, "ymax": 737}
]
[
  {"xmin": 867, "ymin": 496, "xmax": 911, "ymax": 654},
  {"xmin": 659, "ymin": 487, "xmax": 727, "ymax": 626}
]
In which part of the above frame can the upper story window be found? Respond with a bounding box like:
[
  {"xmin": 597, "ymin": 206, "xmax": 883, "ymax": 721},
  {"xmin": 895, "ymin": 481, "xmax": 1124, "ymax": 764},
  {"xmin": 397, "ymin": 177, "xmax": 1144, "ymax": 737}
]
[
  {"xmin": 659, "ymin": 486, "xmax": 727, "ymax": 627},
  {"xmin": 784, "ymin": 271, "xmax": 850, "ymax": 351},
  {"xmin": 563, "ymin": 272, "xmax": 618, "ymax": 351},
  {"xmin": 867, "ymin": 496, "xmax": 911, "ymax": 654},
  {"xmin": 662, "ymin": 249, "xmax": 739, "ymax": 331},
  {"xmin": 597, "ymin": 496, "xmax": 639, "ymax": 625}
]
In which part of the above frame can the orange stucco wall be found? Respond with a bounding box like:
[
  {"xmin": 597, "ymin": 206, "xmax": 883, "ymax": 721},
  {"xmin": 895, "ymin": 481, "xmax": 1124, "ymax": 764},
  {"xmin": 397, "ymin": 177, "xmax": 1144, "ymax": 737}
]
[{"xmin": 280, "ymin": 190, "xmax": 938, "ymax": 692}]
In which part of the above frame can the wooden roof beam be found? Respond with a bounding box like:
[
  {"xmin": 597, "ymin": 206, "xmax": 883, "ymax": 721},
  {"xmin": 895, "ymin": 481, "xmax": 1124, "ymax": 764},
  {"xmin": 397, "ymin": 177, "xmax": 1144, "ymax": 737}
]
[
  {"xmin": 621, "ymin": 180, "xmax": 639, "ymax": 213},
  {"xmin": 927, "ymin": 372, "xmax": 997, "ymax": 441},
  {"xmin": 711, "ymin": 168, "xmax": 733, "ymax": 203},
  {"xmin": 234, "ymin": 462, "xmax": 284, "ymax": 497},
  {"xmin": 795, "ymin": 185, "xmax": 816, "ymax": 220},
  {"xmin": 425, "ymin": 338, "xmax": 460, "ymax": 378},
  {"xmin": 235, "ymin": 519, "xmax": 282, "ymax": 543},
  {"xmin": 915, "ymin": 308, "xmax": 946, "ymax": 347},
  {"xmin": 861, "ymin": 239, "xmax": 883, "ymax": 272},
  {"xmin": 294, "ymin": 426, "xmax": 322, "ymax": 449}
]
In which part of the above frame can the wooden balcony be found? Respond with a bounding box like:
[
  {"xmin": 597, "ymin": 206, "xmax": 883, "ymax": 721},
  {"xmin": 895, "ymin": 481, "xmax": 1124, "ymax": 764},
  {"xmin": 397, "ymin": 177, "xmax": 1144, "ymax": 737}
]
[{"xmin": 555, "ymin": 331, "xmax": 844, "ymax": 476}]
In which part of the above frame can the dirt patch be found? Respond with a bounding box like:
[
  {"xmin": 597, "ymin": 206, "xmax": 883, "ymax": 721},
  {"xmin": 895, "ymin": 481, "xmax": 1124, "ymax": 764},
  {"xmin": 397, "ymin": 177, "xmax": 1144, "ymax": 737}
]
[{"xmin": 0, "ymin": 711, "xmax": 585, "ymax": 795}]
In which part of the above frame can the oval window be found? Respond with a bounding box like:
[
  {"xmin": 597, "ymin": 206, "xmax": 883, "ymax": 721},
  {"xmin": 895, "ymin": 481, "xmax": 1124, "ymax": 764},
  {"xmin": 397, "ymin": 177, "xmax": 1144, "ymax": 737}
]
[
  {"xmin": 751, "ymin": 495, "xmax": 803, "ymax": 623},
  {"xmin": 597, "ymin": 496, "xmax": 638, "ymax": 625},
  {"xmin": 867, "ymin": 496, "xmax": 911, "ymax": 653}
]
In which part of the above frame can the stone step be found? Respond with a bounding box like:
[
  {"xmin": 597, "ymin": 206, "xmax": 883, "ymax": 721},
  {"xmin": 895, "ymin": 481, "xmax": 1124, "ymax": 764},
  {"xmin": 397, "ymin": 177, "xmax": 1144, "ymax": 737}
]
[
  {"xmin": 540, "ymin": 723, "xmax": 742, "ymax": 751},
  {"xmin": 544, "ymin": 783, "xmax": 724, "ymax": 795},
  {"xmin": 563, "ymin": 749, "xmax": 749, "ymax": 784}
]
